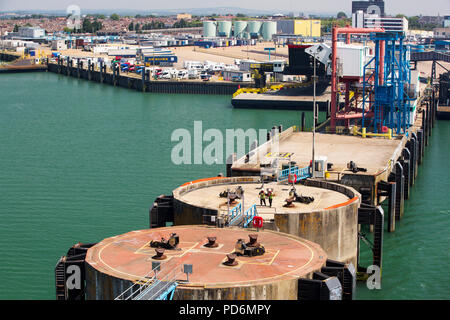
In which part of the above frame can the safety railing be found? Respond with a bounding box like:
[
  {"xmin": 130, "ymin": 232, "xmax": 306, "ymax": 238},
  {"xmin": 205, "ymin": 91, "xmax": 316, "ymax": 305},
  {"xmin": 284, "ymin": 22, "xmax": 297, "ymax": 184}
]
[
  {"xmin": 279, "ymin": 166, "xmax": 311, "ymax": 182},
  {"xmin": 228, "ymin": 202, "xmax": 242, "ymax": 224},
  {"xmin": 232, "ymin": 84, "xmax": 286, "ymax": 98},
  {"xmin": 279, "ymin": 166, "xmax": 298, "ymax": 181},
  {"xmin": 243, "ymin": 204, "xmax": 258, "ymax": 228},
  {"xmin": 297, "ymin": 166, "xmax": 311, "ymax": 180},
  {"xmin": 134, "ymin": 267, "xmax": 181, "ymax": 300},
  {"xmin": 229, "ymin": 211, "xmax": 243, "ymax": 226},
  {"xmin": 352, "ymin": 126, "xmax": 392, "ymax": 139},
  {"xmin": 115, "ymin": 264, "xmax": 160, "ymax": 300}
]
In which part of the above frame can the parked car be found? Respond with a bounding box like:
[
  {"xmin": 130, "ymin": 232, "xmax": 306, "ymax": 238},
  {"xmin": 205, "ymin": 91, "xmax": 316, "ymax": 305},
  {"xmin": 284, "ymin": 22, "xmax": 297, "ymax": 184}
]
[
  {"xmin": 177, "ymin": 70, "xmax": 188, "ymax": 79},
  {"xmin": 200, "ymin": 72, "xmax": 211, "ymax": 81}
]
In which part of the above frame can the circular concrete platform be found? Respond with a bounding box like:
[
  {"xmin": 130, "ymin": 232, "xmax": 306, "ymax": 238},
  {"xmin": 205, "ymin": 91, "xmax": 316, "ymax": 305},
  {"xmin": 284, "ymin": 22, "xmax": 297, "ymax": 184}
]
[
  {"xmin": 170, "ymin": 176, "xmax": 360, "ymax": 269},
  {"xmin": 85, "ymin": 225, "xmax": 327, "ymax": 299},
  {"xmin": 177, "ymin": 181, "xmax": 350, "ymax": 215}
]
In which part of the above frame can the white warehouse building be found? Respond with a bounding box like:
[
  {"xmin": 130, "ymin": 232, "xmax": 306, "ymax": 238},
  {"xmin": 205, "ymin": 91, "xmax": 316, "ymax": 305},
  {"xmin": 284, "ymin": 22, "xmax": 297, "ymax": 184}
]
[{"xmin": 18, "ymin": 27, "xmax": 45, "ymax": 39}]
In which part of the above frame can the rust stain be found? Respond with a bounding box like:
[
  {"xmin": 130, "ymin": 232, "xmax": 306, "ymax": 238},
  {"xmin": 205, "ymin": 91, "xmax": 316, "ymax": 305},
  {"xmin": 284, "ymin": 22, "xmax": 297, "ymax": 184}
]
[{"xmin": 324, "ymin": 196, "xmax": 358, "ymax": 210}]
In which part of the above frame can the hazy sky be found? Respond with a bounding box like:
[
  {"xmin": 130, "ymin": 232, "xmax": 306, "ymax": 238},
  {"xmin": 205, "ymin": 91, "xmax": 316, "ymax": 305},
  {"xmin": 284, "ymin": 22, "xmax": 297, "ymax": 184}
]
[{"xmin": 1, "ymin": 0, "xmax": 449, "ymax": 16}]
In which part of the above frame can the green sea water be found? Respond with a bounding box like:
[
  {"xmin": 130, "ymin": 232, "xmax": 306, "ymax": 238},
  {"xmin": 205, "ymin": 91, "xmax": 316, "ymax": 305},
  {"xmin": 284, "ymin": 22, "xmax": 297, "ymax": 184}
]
[{"xmin": 0, "ymin": 72, "xmax": 448, "ymax": 300}]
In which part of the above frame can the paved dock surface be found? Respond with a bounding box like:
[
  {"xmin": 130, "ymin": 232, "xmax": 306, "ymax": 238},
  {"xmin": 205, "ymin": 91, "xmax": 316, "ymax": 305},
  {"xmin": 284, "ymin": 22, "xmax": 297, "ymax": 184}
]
[
  {"xmin": 86, "ymin": 226, "xmax": 326, "ymax": 287},
  {"xmin": 233, "ymin": 131, "xmax": 404, "ymax": 178},
  {"xmin": 178, "ymin": 181, "xmax": 349, "ymax": 215}
]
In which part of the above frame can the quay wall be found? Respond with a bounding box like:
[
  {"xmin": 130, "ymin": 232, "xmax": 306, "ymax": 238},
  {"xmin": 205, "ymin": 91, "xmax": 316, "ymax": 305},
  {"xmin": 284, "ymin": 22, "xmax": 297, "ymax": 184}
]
[
  {"xmin": 274, "ymin": 180, "xmax": 360, "ymax": 266},
  {"xmin": 85, "ymin": 263, "xmax": 133, "ymax": 300},
  {"xmin": 47, "ymin": 62, "xmax": 251, "ymax": 95},
  {"xmin": 0, "ymin": 51, "xmax": 20, "ymax": 62}
]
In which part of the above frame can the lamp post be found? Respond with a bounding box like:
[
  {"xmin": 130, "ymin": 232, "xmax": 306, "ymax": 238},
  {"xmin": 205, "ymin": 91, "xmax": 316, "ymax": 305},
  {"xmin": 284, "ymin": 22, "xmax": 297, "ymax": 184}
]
[{"xmin": 312, "ymin": 51, "xmax": 317, "ymax": 178}]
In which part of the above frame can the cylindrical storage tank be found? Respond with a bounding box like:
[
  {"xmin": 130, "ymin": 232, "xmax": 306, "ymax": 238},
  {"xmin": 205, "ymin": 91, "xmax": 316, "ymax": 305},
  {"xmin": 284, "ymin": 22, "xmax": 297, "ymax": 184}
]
[
  {"xmin": 248, "ymin": 21, "xmax": 262, "ymax": 38},
  {"xmin": 233, "ymin": 21, "xmax": 248, "ymax": 39},
  {"xmin": 261, "ymin": 21, "xmax": 277, "ymax": 41},
  {"xmin": 217, "ymin": 21, "xmax": 232, "ymax": 38},
  {"xmin": 203, "ymin": 21, "xmax": 217, "ymax": 38}
]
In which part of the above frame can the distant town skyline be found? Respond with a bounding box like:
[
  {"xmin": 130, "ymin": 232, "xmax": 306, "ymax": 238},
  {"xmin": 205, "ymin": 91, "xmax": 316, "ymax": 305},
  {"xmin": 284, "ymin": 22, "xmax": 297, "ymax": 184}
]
[{"xmin": 0, "ymin": 0, "xmax": 449, "ymax": 17}]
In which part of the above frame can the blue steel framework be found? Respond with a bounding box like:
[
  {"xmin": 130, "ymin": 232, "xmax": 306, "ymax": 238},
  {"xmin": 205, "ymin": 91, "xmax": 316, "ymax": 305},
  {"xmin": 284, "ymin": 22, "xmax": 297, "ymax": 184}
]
[
  {"xmin": 362, "ymin": 32, "xmax": 412, "ymax": 134},
  {"xmin": 278, "ymin": 166, "xmax": 311, "ymax": 182}
]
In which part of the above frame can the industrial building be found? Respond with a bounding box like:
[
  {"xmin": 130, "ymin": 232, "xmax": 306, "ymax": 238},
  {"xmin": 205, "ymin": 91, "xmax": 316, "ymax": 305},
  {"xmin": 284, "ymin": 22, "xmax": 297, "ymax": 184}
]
[
  {"xmin": 222, "ymin": 70, "xmax": 252, "ymax": 82},
  {"xmin": 18, "ymin": 27, "xmax": 45, "ymax": 39},
  {"xmin": 139, "ymin": 48, "xmax": 178, "ymax": 66},
  {"xmin": 277, "ymin": 20, "xmax": 321, "ymax": 38},
  {"xmin": 434, "ymin": 28, "xmax": 450, "ymax": 39},
  {"xmin": 444, "ymin": 15, "xmax": 450, "ymax": 28},
  {"xmin": 51, "ymin": 40, "xmax": 67, "ymax": 51},
  {"xmin": 176, "ymin": 13, "xmax": 192, "ymax": 20},
  {"xmin": 352, "ymin": 10, "xmax": 409, "ymax": 33},
  {"xmin": 352, "ymin": 0, "xmax": 385, "ymax": 17}
]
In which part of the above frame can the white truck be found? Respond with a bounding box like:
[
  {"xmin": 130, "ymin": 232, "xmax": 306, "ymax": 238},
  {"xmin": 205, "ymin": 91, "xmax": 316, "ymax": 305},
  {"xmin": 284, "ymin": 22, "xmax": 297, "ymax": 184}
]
[
  {"xmin": 184, "ymin": 61, "xmax": 205, "ymax": 72},
  {"xmin": 159, "ymin": 69, "xmax": 178, "ymax": 79}
]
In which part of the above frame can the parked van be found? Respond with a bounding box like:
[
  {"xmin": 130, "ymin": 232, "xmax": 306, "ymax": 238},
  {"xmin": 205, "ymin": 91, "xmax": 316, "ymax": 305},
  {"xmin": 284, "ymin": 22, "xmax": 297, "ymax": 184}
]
[
  {"xmin": 159, "ymin": 69, "xmax": 177, "ymax": 79},
  {"xmin": 188, "ymin": 69, "xmax": 199, "ymax": 79}
]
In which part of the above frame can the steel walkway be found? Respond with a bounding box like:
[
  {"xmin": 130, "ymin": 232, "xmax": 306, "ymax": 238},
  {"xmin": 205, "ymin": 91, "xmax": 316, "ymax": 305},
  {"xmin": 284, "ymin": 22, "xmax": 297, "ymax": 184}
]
[
  {"xmin": 410, "ymin": 51, "xmax": 450, "ymax": 63},
  {"xmin": 278, "ymin": 166, "xmax": 311, "ymax": 182},
  {"xmin": 115, "ymin": 264, "xmax": 181, "ymax": 300}
]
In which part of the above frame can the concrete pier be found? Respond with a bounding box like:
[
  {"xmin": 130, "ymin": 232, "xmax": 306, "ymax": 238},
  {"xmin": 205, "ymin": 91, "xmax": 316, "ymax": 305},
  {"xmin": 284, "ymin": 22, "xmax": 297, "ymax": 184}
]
[
  {"xmin": 231, "ymin": 128, "xmax": 405, "ymax": 207},
  {"xmin": 47, "ymin": 61, "xmax": 252, "ymax": 95},
  {"xmin": 0, "ymin": 51, "xmax": 21, "ymax": 62},
  {"xmin": 0, "ymin": 64, "xmax": 47, "ymax": 73},
  {"xmin": 165, "ymin": 176, "xmax": 361, "ymax": 266},
  {"xmin": 85, "ymin": 226, "xmax": 327, "ymax": 300},
  {"xmin": 437, "ymin": 105, "xmax": 450, "ymax": 120},
  {"xmin": 225, "ymin": 83, "xmax": 438, "ymax": 281},
  {"xmin": 0, "ymin": 51, "xmax": 46, "ymax": 73},
  {"xmin": 231, "ymin": 91, "xmax": 331, "ymax": 111}
]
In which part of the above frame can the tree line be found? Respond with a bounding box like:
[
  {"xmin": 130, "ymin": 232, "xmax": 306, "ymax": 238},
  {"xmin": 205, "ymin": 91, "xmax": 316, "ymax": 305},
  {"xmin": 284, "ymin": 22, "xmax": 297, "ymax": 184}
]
[{"xmin": 128, "ymin": 19, "xmax": 202, "ymax": 32}]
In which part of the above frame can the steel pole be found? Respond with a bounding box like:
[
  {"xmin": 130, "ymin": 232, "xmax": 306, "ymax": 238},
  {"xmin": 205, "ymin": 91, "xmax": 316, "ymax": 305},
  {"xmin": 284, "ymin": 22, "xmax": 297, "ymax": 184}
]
[
  {"xmin": 379, "ymin": 40, "xmax": 385, "ymax": 86},
  {"xmin": 313, "ymin": 53, "xmax": 316, "ymax": 178},
  {"xmin": 331, "ymin": 26, "xmax": 338, "ymax": 132}
]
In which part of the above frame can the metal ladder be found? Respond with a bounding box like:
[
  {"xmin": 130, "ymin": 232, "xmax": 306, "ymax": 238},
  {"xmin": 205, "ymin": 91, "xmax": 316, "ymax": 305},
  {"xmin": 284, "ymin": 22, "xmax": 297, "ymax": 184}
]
[
  {"xmin": 227, "ymin": 202, "xmax": 242, "ymax": 226},
  {"xmin": 227, "ymin": 203, "xmax": 259, "ymax": 228},
  {"xmin": 54, "ymin": 257, "xmax": 66, "ymax": 300},
  {"xmin": 242, "ymin": 204, "xmax": 258, "ymax": 228}
]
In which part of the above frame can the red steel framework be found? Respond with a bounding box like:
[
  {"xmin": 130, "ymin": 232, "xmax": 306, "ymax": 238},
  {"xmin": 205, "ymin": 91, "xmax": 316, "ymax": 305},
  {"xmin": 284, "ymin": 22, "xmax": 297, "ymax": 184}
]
[{"xmin": 330, "ymin": 26, "xmax": 385, "ymax": 132}]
